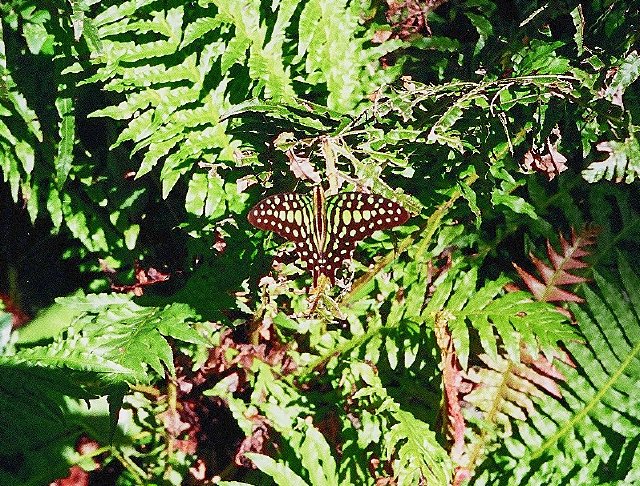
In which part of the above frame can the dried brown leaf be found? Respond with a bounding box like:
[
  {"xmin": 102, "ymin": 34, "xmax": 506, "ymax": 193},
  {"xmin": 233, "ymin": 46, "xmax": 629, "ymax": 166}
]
[{"xmin": 286, "ymin": 148, "xmax": 321, "ymax": 183}]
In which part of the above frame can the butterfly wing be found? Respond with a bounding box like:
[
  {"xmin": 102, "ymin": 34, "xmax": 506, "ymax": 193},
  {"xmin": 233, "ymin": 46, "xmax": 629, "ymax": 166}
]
[
  {"xmin": 247, "ymin": 192, "xmax": 311, "ymax": 240},
  {"xmin": 248, "ymin": 190, "xmax": 411, "ymax": 286},
  {"xmin": 322, "ymin": 192, "xmax": 410, "ymax": 282},
  {"xmin": 247, "ymin": 192, "xmax": 321, "ymax": 280}
]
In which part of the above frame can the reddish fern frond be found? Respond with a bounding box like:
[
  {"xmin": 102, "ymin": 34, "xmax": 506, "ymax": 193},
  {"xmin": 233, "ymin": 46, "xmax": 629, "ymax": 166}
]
[
  {"xmin": 434, "ymin": 311, "xmax": 469, "ymax": 483},
  {"xmin": 460, "ymin": 347, "xmax": 569, "ymax": 474},
  {"xmin": 513, "ymin": 227, "xmax": 598, "ymax": 303}
]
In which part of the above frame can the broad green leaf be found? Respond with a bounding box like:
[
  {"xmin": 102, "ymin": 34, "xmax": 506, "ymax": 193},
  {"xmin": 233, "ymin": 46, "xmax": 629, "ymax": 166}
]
[
  {"xmin": 244, "ymin": 453, "xmax": 309, "ymax": 486},
  {"xmin": 604, "ymin": 51, "xmax": 640, "ymax": 99}
]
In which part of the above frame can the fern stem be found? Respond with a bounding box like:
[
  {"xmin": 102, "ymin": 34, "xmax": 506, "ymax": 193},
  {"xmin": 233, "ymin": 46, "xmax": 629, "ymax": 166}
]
[
  {"xmin": 165, "ymin": 375, "xmax": 178, "ymax": 456},
  {"xmin": 111, "ymin": 447, "xmax": 147, "ymax": 484},
  {"xmin": 465, "ymin": 359, "xmax": 514, "ymax": 474}
]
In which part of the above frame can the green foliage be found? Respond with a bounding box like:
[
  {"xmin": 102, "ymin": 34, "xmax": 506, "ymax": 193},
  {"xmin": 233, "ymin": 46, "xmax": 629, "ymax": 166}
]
[
  {"xmin": 424, "ymin": 268, "xmax": 573, "ymax": 368},
  {"xmin": 475, "ymin": 256, "xmax": 640, "ymax": 485},
  {"xmin": 0, "ymin": 293, "xmax": 209, "ymax": 485},
  {"xmin": 208, "ymin": 360, "xmax": 452, "ymax": 486},
  {"xmin": 1, "ymin": 0, "xmax": 640, "ymax": 484},
  {"xmin": 10, "ymin": 293, "xmax": 207, "ymax": 382},
  {"xmin": 86, "ymin": 0, "xmax": 401, "ymax": 206}
]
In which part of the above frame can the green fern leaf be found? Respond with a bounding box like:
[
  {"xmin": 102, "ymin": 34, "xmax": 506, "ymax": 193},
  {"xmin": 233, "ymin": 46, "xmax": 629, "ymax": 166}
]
[
  {"xmin": 245, "ymin": 453, "xmax": 309, "ymax": 486},
  {"xmin": 181, "ymin": 16, "xmax": 224, "ymax": 48},
  {"xmin": 424, "ymin": 269, "xmax": 573, "ymax": 369},
  {"xmin": 582, "ymin": 128, "xmax": 640, "ymax": 183},
  {"xmin": 299, "ymin": 421, "xmax": 339, "ymax": 486},
  {"xmin": 54, "ymin": 96, "xmax": 75, "ymax": 188},
  {"xmin": 603, "ymin": 51, "xmax": 640, "ymax": 101},
  {"xmin": 387, "ymin": 410, "xmax": 453, "ymax": 486},
  {"xmin": 297, "ymin": 0, "xmax": 401, "ymax": 111},
  {"xmin": 476, "ymin": 255, "xmax": 640, "ymax": 485},
  {"xmin": 0, "ymin": 19, "xmax": 43, "ymax": 214},
  {"xmin": 11, "ymin": 294, "xmax": 207, "ymax": 384}
]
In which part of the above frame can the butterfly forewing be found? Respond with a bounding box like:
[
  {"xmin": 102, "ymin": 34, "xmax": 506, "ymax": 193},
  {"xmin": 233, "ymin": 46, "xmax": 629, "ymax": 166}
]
[
  {"xmin": 322, "ymin": 192, "xmax": 411, "ymax": 282},
  {"xmin": 247, "ymin": 192, "xmax": 321, "ymax": 277},
  {"xmin": 247, "ymin": 192, "xmax": 312, "ymax": 243}
]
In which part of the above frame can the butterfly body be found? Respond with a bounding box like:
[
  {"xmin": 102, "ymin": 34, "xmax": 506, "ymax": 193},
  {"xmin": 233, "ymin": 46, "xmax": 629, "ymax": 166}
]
[{"xmin": 248, "ymin": 186, "xmax": 410, "ymax": 285}]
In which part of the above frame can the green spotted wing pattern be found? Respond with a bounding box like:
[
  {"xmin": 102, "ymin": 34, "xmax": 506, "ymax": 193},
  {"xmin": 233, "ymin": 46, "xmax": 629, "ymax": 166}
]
[{"xmin": 248, "ymin": 186, "xmax": 410, "ymax": 285}]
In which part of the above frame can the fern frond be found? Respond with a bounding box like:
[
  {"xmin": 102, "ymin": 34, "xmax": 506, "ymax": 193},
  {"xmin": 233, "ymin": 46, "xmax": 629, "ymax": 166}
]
[
  {"xmin": 424, "ymin": 268, "xmax": 573, "ymax": 369},
  {"xmin": 582, "ymin": 125, "xmax": 640, "ymax": 184},
  {"xmin": 475, "ymin": 254, "xmax": 640, "ymax": 485},
  {"xmin": 387, "ymin": 409, "xmax": 454, "ymax": 486},
  {"xmin": 298, "ymin": 0, "xmax": 402, "ymax": 111},
  {"xmin": 0, "ymin": 17, "xmax": 42, "ymax": 218},
  {"xmin": 10, "ymin": 293, "xmax": 207, "ymax": 383},
  {"xmin": 513, "ymin": 227, "xmax": 597, "ymax": 303},
  {"xmin": 461, "ymin": 350, "xmax": 567, "ymax": 476}
]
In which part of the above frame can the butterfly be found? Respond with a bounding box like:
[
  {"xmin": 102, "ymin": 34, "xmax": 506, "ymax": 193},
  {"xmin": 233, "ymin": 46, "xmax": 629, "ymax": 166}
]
[{"xmin": 247, "ymin": 186, "xmax": 410, "ymax": 286}]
